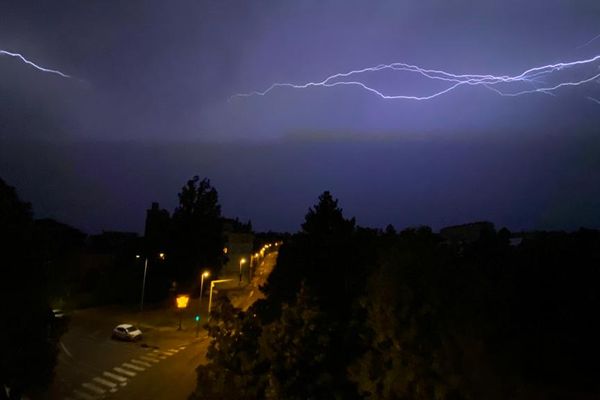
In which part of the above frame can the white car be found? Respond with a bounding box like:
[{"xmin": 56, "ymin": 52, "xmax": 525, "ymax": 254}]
[{"xmin": 112, "ymin": 324, "xmax": 142, "ymax": 341}]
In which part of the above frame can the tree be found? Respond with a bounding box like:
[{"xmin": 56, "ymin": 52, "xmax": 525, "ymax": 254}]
[
  {"xmin": 259, "ymin": 284, "xmax": 336, "ymax": 400},
  {"xmin": 191, "ymin": 296, "xmax": 267, "ymax": 400},
  {"xmin": 264, "ymin": 191, "xmax": 358, "ymax": 308},
  {"xmin": 301, "ymin": 191, "xmax": 355, "ymax": 238},
  {"xmin": 0, "ymin": 178, "xmax": 62, "ymax": 399},
  {"xmin": 191, "ymin": 286, "xmax": 340, "ymax": 400},
  {"xmin": 170, "ymin": 176, "xmax": 225, "ymax": 285}
]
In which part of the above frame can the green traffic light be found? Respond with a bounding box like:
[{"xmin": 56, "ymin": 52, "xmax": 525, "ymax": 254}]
[{"xmin": 195, "ymin": 315, "xmax": 200, "ymax": 322}]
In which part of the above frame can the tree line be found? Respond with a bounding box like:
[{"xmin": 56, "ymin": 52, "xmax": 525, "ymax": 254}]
[{"xmin": 191, "ymin": 191, "xmax": 600, "ymax": 400}]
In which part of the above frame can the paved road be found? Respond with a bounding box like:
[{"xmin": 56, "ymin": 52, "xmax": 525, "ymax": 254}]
[{"xmin": 46, "ymin": 250, "xmax": 278, "ymax": 400}]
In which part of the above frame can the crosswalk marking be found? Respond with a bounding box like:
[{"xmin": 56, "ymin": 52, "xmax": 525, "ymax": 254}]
[
  {"xmin": 114, "ymin": 367, "xmax": 137, "ymax": 377},
  {"xmin": 72, "ymin": 389, "xmax": 96, "ymax": 400},
  {"xmin": 67, "ymin": 342, "xmax": 192, "ymax": 399},
  {"xmin": 123, "ymin": 362, "xmax": 145, "ymax": 371},
  {"xmin": 146, "ymin": 352, "xmax": 166, "ymax": 359},
  {"xmin": 154, "ymin": 348, "xmax": 175, "ymax": 357},
  {"xmin": 131, "ymin": 359, "xmax": 152, "ymax": 367},
  {"xmin": 139, "ymin": 355, "xmax": 160, "ymax": 363},
  {"xmin": 103, "ymin": 371, "xmax": 127, "ymax": 382},
  {"xmin": 93, "ymin": 376, "xmax": 117, "ymax": 388},
  {"xmin": 81, "ymin": 382, "xmax": 105, "ymax": 395}
]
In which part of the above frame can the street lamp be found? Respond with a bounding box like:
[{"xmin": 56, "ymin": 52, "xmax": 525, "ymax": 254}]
[
  {"xmin": 176, "ymin": 294, "xmax": 189, "ymax": 330},
  {"xmin": 196, "ymin": 271, "xmax": 210, "ymax": 337},
  {"xmin": 208, "ymin": 279, "xmax": 233, "ymax": 315},
  {"xmin": 138, "ymin": 252, "xmax": 165, "ymax": 313},
  {"xmin": 239, "ymin": 257, "xmax": 247, "ymax": 283}
]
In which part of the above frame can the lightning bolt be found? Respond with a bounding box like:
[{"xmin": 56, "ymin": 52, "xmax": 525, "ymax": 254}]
[
  {"xmin": 0, "ymin": 49, "xmax": 71, "ymax": 79},
  {"xmin": 231, "ymin": 54, "xmax": 600, "ymax": 102},
  {"xmin": 577, "ymin": 33, "xmax": 600, "ymax": 50},
  {"xmin": 588, "ymin": 96, "xmax": 600, "ymax": 105}
]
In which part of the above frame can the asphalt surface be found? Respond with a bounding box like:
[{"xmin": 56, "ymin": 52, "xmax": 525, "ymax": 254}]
[{"xmin": 44, "ymin": 250, "xmax": 277, "ymax": 400}]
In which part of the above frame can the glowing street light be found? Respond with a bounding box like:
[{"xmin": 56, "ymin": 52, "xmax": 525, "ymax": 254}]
[
  {"xmin": 176, "ymin": 294, "xmax": 189, "ymax": 330},
  {"xmin": 208, "ymin": 279, "xmax": 233, "ymax": 315},
  {"xmin": 239, "ymin": 257, "xmax": 247, "ymax": 283},
  {"xmin": 196, "ymin": 271, "xmax": 210, "ymax": 337},
  {"xmin": 176, "ymin": 294, "xmax": 189, "ymax": 309}
]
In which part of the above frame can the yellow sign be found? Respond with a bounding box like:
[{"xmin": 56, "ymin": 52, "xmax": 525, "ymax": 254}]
[{"xmin": 176, "ymin": 295, "xmax": 190, "ymax": 309}]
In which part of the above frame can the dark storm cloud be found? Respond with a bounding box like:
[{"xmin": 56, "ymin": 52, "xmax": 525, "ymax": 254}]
[{"xmin": 1, "ymin": 1, "xmax": 599, "ymax": 232}]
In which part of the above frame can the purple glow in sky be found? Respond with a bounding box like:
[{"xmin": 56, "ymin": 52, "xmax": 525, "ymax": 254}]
[{"xmin": 1, "ymin": 1, "xmax": 599, "ymax": 233}]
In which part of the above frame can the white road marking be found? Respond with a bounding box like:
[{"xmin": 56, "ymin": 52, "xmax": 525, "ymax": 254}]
[
  {"xmin": 93, "ymin": 376, "xmax": 117, "ymax": 388},
  {"xmin": 72, "ymin": 389, "xmax": 96, "ymax": 400},
  {"xmin": 139, "ymin": 355, "xmax": 160, "ymax": 363},
  {"xmin": 114, "ymin": 367, "xmax": 136, "ymax": 377},
  {"xmin": 151, "ymin": 349, "xmax": 169, "ymax": 357},
  {"xmin": 122, "ymin": 362, "xmax": 145, "ymax": 371},
  {"xmin": 81, "ymin": 382, "xmax": 105, "ymax": 395},
  {"xmin": 131, "ymin": 359, "xmax": 152, "ymax": 368},
  {"xmin": 103, "ymin": 371, "xmax": 127, "ymax": 382},
  {"xmin": 59, "ymin": 341, "xmax": 73, "ymax": 358}
]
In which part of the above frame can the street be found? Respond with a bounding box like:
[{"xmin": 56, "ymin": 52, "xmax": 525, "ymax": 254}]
[{"xmin": 45, "ymin": 251, "xmax": 277, "ymax": 400}]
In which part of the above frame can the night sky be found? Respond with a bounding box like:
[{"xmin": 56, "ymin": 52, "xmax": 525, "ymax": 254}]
[{"xmin": 1, "ymin": 1, "xmax": 599, "ymax": 233}]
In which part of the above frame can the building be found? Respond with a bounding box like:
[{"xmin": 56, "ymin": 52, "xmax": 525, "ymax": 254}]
[
  {"xmin": 440, "ymin": 221, "xmax": 495, "ymax": 244},
  {"xmin": 220, "ymin": 219, "xmax": 254, "ymax": 283},
  {"xmin": 144, "ymin": 202, "xmax": 170, "ymax": 253}
]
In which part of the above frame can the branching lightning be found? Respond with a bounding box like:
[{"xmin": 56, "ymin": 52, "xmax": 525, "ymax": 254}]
[
  {"xmin": 577, "ymin": 33, "xmax": 600, "ymax": 50},
  {"xmin": 0, "ymin": 49, "xmax": 71, "ymax": 79},
  {"xmin": 231, "ymin": 53, "xmax": 600, "ymax": 102},
  {"xmin": 588, "ymin": 96, "xmax": 600, "ymax": 105}
]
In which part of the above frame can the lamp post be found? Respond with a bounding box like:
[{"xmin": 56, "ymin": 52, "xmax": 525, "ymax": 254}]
[
  {"xmin": 239, "ymin": 257, "xmax": 247, "ymax": 283},
  {"xmin": 208, "ymin": 279, "xmax": 234, "ymax": 315},
  {"xmin": 196, "ymin": 271, "xmax": 210, "ymax": 337},
  {"xmin": 176, "ymin": 294, "xmax": 189, "ymax": 330},
  {"xmin": 138, "ymin": 252, "xmax": 165, "ymax": 313}
]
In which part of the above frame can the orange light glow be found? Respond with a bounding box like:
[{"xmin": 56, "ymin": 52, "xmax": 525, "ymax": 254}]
[{"xmin": 176, "ymin": 295, "xmax": 190, "ymax": 309}]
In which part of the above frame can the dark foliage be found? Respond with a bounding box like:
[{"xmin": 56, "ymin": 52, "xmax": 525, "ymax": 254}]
[
  {"xmin": 0, "ymin": 178, "xmax": 64, "ymax": 399},
  {"xmin": 169, "ymin": 176, "xmax": 225, "ymax": 287},
  {"xmin": 192, "ymin": 192, "xmax": 600, "ymax": 399}
]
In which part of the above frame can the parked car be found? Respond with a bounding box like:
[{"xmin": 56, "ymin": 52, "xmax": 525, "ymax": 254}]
[{"xmin": 112, "ymin": 324, "xmax": 142, "ymax": 341}]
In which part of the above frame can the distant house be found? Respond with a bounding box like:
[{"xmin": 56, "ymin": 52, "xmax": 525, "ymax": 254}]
[
  {"xmin": 220, "ymin": 218, "xmax": 254, "ymax": 282},
  {"xmin": 440, "ymin": 221, "xmax": 495, "ymax": 244},
  {"xmin": 144, "ymin": 202, "xmax": 170, "ymax": 253}
]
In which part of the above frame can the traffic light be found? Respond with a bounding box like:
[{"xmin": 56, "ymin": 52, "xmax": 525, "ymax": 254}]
[{"xmin": 195, "ymin": 315, "xmax": 200, "ymax": 322}]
